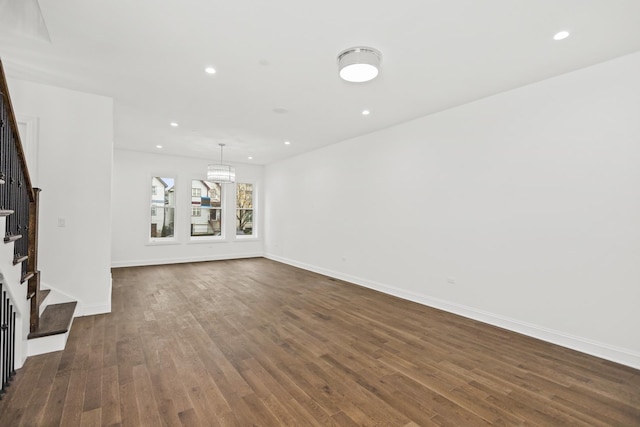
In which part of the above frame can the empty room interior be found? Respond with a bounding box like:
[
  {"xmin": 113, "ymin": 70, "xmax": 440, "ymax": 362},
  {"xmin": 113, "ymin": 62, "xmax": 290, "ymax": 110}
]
[{"xmin": 0, "ymin": 1, "xmax": 639, "ymax": 425}]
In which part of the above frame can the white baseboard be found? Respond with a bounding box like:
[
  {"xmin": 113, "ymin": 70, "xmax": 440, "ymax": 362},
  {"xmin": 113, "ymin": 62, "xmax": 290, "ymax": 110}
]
[
  {"xmin": 265, "ymin": 253, "xmax": 640, "ymax": 370},
  {"xmin": 79, "ymin": 303, "xmax": 111, "ymax": 317},
  {"xmin": 40, "ymin": 281, "xmax": 112, "ymax": 317},
  {"xmin": 111, "ymin": 252, "xmax": 264, "ymax": 268},
  {"xmin": 40, "ymin": 281, "xmax": 75, "ymax": 303}
]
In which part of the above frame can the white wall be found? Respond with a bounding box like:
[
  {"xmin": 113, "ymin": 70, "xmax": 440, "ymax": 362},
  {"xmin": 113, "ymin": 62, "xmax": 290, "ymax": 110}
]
[
  {"xmin": 265, "ymin": 52, "xmax": 640, "ymax": 368},
  {"xmin": 9, "ymin": 78, "xmax": 114, "ymax": 316},
  {"xmin": 111, "ymin": 149, "xmax": 264, "ymax": 266}
]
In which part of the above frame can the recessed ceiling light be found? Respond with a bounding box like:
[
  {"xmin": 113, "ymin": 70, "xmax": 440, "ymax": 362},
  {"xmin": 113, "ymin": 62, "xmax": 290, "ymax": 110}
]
[
  {"xmin": 156, "ymin": 145, "xmax": 163, "ymax": 149},
  {"xmin": 362, "ymin": 110, "xmax": 370, "ymax": 116},
  {"xmin": 170, "ymin": 122, "xmax": 179, "ymax": 127},
  {"xmin": 284, "ymin": 141, "xmax": 291, "ymax": 145},
  {"xmin": 248, "ymin": 156, "xmax": 253, "ymax": 160},
  {"xmin": 205, "ymin": 67, "xmax": 216, "ymax": 74},
  {"xmin": 553, "ymin": 31, "xmax": 570, "ymax": 41}
]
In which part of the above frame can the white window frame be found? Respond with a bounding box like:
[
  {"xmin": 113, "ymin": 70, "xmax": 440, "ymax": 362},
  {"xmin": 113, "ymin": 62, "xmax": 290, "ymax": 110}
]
[
  {"xmin": 189, "ymin": 178, "xmax": 225, "ymax": 242},
  {"xmin": 235, "ymin": 181, "xmax": 257, "ymax": 240},
  {"xmin": 148, "ymin": 175, "xmax": 178, "ymax": 244}
]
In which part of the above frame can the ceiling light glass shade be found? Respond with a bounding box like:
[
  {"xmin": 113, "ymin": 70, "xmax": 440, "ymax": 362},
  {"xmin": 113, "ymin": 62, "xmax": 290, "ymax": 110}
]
[
  {"xmin": 207, "ymin": 143, "xmax": 235, "ymax": 183},
  {"xmin": 207, "ymin": 164, "xmax": 236, "ymax": 183},
  {"xmin": 338, "ymin": 47, "xmax": 382, "ymax": 83}
]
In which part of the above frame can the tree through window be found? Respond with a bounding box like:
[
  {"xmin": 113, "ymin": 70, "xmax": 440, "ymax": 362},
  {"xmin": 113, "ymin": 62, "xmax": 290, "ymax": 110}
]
[{"xmin": 236, "ymin": 183, "xmax": 253, "ymax": 236}]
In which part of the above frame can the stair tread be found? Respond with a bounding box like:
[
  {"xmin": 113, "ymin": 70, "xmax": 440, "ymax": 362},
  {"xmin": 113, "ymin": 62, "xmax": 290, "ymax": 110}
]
[
  {"xmin": 4, "ymin": 234, "xmax": 22, "ymax": 243},
  {"xmin": 28, "ymin": 301, "xmax": 77, "ymax": 339},
  {"xmin": 39, "ymin": 289, "xmax": 51, "ymax": 307},
  {"xmin": 13, "ymin": 254, "xmax": 28, "ymax": 265}
]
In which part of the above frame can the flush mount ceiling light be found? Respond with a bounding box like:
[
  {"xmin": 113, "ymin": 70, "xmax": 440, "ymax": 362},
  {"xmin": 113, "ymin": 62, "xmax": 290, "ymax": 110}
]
[
  {"xmin": 553, "ymin": 31, "xmax": 570, "ymax": 41},
  {"xmin": 207, "ymin": 143, "xmax": 235, "ymax": 183},
  {"xmin": 338, "ymin": 47, "xmax": 382, "ymax": 83}
]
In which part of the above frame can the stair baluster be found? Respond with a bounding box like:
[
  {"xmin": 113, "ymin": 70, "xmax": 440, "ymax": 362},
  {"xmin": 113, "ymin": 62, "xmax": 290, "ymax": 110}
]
[{"xmin": 0, "ymin": 284, "xmax": 17, "ymax": 399}]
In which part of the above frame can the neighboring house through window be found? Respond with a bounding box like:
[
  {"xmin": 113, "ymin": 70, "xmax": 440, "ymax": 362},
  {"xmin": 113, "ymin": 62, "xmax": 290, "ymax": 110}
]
[
  {"xmin": 190, "ymin": 179, "xmax": 222, "ymax": 238},
  {"xmin": 150, "ymin": 176, "xmax": 176, "ymax": 239}
]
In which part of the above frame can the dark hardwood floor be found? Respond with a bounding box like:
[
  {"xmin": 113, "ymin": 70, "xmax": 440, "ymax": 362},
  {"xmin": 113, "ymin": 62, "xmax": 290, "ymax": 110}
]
[{"xmin": 1, "ymin": 258, "xmax": 639, "ymax": 426}]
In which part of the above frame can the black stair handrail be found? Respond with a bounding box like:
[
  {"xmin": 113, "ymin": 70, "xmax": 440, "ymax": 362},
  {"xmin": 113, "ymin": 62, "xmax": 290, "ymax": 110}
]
[{"xmin": 0, "ymin": 60, "xmax": 37, "ymax": 281}]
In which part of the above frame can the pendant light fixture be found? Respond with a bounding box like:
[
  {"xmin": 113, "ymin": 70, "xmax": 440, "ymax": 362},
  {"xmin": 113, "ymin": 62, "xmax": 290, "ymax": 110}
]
[
  {"xmin": 338, "ymin": 47, "xmax": 382, "ymax": 83},
  {"xmin": 207, "ymin": 143, "xmax": 235, "ymax": 183}
]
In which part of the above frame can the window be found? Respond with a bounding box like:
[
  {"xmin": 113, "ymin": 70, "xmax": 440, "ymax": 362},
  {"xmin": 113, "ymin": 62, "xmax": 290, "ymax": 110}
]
[
  {"xmin": 190, "ymin": 179, "xmax": 222, "ymax": 237},
  {"xmin": 150, "ymin": 176, "xmax": 175, "ymax": 239},
  {"xmin": 236, "ymin": 183, "xmax": 254, "ymax": 236}
]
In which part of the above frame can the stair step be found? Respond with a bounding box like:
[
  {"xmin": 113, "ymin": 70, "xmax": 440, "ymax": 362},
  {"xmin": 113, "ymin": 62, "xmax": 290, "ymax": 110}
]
[
  {"xmin": 38, "ymin": 289, "xmax": 51, "ymax": 307},
  {"xmin": 0, "ymin": 209, "xmax": 13, "ymax": 217},
  {"xmin": 28, "ymin": 302, "xmax": 77, "ymax": 339},
  {"xmin": 21, "ymin": 271, "xmax": 34, "ymax": 283},
  {"xmin": 4, "ymin": 234, "xmax": 22, "ymax": 243},
  {"xmin": 13, "ymin": 254, "xmax": 28, "ymax": 265}
]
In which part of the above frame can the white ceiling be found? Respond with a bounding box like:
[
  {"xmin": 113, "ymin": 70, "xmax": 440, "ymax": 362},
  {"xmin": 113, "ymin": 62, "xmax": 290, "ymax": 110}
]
[{"xmin": 1, "ymin": 0, "xmax": 640, "ymax": 165}]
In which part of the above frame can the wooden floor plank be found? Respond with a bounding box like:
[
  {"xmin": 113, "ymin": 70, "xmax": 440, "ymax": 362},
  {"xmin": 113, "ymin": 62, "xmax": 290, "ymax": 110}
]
[{"xmin": 0, "ymin": 258, "xmax": 638, "ymax": 426}]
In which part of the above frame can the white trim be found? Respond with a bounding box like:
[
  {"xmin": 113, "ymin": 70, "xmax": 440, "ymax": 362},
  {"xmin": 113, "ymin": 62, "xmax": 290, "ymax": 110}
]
[
  {"xmin": 39, "ymin": 280, "xmax": 76, "ymax": 303},
  {"xmin": 235, "ymin": 181, "xmax": 257, "ymax": 239},
  {"xmin": 111, "ymin": 252, "xmax": 263, "ymax": 268},
  {"xmin": 264, "ymin": 253, "xmax": 640, "ymax": 370},
  {"xmin": 145, "ymin": 239, "xmax": 180, "ymax": 246},
  {"xmin": 149, "ymin": 174, "xmax": 177, "ymax": 242},
  {"xmin": 187, "ymin": 238, "xmax": 227, "ymax": 245},
  {"xmin": 28, "ymin": 304, "xmax": 76, "ymax": 356},
  {"xmin": 15, "ymin": 115, "xmax": 39, "ymax": 186},
  {"xmin": 234, "ymin": 236, "xmax": 260, "ymax": 242},
  {"xmin": 27, "ymin": 326, "xmax": 73, "ymax": 356},
  {"xmin": 40, "ymin": 280, "xmax": 111, "ymax": 317},
  {"xmin": 79, "ymin": 303, "xmax": 111, "ymax": 317}
]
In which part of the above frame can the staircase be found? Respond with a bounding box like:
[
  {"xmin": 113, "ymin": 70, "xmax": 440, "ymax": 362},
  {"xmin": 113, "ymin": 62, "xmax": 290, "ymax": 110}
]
[{"xmin": 0, "ymin": 59, "xmax": 77, "ymax": 378}]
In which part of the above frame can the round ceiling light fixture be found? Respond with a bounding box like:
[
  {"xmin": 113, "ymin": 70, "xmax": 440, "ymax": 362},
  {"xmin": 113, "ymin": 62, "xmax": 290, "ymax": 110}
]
[{"xmin": 338, "ymin": 47, "xmax": 382, "ymax": 83}]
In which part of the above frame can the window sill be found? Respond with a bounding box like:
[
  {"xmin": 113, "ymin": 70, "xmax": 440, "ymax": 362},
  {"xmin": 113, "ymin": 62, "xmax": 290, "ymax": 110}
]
[
  {"xmin": 235, "ymin": 235, "xmax": 260, "ymax": 242},
  {"xmin": 188, "ymin": 237, "xmax": 227, "ymax": 245},
  {"xmin": 146, "ymin": 239, "xmax": 181, "ymax": 246}
]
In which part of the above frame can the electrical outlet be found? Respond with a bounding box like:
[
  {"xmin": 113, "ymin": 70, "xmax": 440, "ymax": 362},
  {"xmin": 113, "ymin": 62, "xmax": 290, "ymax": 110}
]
[{"xmin": 57, "ymin": 217, "xmax": 66, "ymax": 227}]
